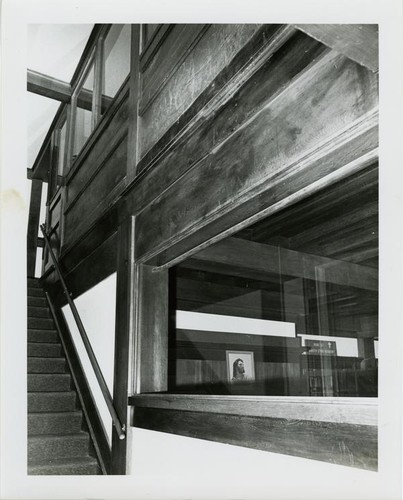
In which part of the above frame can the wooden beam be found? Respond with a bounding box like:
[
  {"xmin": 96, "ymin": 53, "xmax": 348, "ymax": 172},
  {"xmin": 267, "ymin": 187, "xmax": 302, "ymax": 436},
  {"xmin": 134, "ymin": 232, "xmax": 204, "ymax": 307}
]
[
  {"xmin": 27, "ymin": 69, "xmax": 71, "ymax": 102},
  {"xmin": 293, "ymin": 24, "xmax": 378, "ymax": 72},
  {"xmin": 186, "ymin": 237, "xmax": 378, "ymax": 291}
]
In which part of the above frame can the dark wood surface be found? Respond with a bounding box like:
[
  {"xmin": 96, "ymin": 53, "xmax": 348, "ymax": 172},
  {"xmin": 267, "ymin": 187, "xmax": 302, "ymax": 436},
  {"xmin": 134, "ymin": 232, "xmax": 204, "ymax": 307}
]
[
  {"xmin": 136, "ymin": 265, "xmax": 169, "ymax": 393},
  {"xmin": 134, "ymin": 45, "xmax": 378, "ymax": 263},
  {"xmin": 110, "ymin": 217, "xmax": 135, "ymax": 474},
  {"xmin": 139, "ymin": 24, "xmax": 209, "ymax": 116},
  {"xmin": 132, "ymin": 407, "xmax": 377, "ymax": 471},
  {"xmin": 27, "ymin": 69, "xmax": 71, "ymax": 102},
  {"xmin": 126, "ymin": 25, "xmax": 141, "ymax": 182},
  {"xmin": 139, "ymin": 24, "xmax": 262, "ymax": 156}
]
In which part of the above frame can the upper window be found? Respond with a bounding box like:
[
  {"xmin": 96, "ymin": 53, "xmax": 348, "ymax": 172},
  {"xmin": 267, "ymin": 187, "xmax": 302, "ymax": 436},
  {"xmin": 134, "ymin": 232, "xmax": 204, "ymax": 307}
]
[
  {"xmin": 102, "ymin": 24, "xmax": 131, "ymax": 114},
  {"xmin": 168, "ymin": 168, "xmax": 378, "ymax": 397},
  {"xmin": 70, "ymin": 25, "xmax": 131, "ymax": 166},
  {"xmin": 73, "ymin": 61, "xmax": 95, "ymax": 161}
]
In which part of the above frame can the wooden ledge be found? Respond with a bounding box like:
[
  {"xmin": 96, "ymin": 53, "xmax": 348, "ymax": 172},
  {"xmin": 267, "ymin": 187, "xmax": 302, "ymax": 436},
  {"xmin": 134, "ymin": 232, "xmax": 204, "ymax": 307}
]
[{"xmin": 129, "ymin": 394, "xmax": 378, "ymax": 426}]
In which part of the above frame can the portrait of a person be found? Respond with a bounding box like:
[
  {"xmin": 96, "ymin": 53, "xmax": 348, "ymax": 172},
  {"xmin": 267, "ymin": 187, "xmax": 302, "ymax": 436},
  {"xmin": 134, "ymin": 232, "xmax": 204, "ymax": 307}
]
[{"xmin": 232, "ymin": 358, "xmax": 247, "ymax": 381}]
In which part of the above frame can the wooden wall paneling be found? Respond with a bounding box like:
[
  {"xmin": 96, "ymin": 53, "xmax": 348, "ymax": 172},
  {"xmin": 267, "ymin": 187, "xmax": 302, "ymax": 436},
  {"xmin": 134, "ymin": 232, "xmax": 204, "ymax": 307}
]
[
  {"xmin": 133, "ymin": 407, "xmax": 377, "ymax": 470},
  {"xmin": 139, "ymin": 24, "xmax": 209, "ymax": 116},
  {"xmin": 27, "ymin": 179, "xmax": 43, "ymax": 277},
  {"xmin": 65, "ymin": 97, "xmax": 129, "ymax": 206},
  {"xmin": 140, "ymin": 24, "xmax": 173, "ymax": 70},
  {"xmin": 135, "ymin": 49, "xmax": 378, "ymax": 263},
  {"xmin": 136, "ymin": 264, "xmax": 169, "ymax": 393},
  {"xmin": 64, "ymin": 137, "xmax": 127, "ymax": 245},
  {"xmin": 127, "ymin": 28, "xmax": 323, "ymax": 218},
  {"xmin": 47, "ymin": 231, "xmax": 118, "ymax": 308},
  {"xmin": 127, "ymin": 25, "xmax": 141, "ymax": 182},
  {"xmin": 111, "ymin": 217, "xmax": 135, "ymax": 474},
  {"xmin": 293, "ymin": 24, "xmax": 378, "ymax": 72},
  {"xmin": 138, "ymin": 23, "xmax": 262, "ymax": 156}
]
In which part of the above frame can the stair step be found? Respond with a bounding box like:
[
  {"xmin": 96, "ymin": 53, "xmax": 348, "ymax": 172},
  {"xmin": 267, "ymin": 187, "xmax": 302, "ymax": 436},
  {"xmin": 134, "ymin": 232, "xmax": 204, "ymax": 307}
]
[
  {"xmin": 28, "ymin": 306, "xmax": 50, "ymax": 318},
  {"xmin": 27, "ymin": 288, "xmax": 45, "ymax": 298},
  {"xmin": 28, "ymin": 342, "xmax": 62, "ymax": 358},
  {"xmin": 28, "ymin": 432, "xmax": 91, "ymax": 461},
  {"xmin": 28, "ymin": 456, "xmax": 100, "ymax": 475},
  {"xmin": 27, "ymin": 278, "xmax": 41, "ymax": 288},
  {"xmin": 28, "ymin": 411, "xmax": 82, "ymax": 436},
  {"xmin": 28, "ymin": 296, "xmax": 47, "ymax": 307},
  {"xmin": 28, "ymin": 373, "xmax": 71, "ymax": 392},
  {"xmin": 28, "ymin": 392, "xmax": 76, "ymax": 412},
  {"xmin": 28, "ymin": 329, "xmax": 59, "ymax": 343},
  {"xmin": 28, "ymin": 357, "xmax": 66, "ymax": 374},
  {"xmin": 28, "ymin": 317, "xmax": 54, "ymax": 330}
]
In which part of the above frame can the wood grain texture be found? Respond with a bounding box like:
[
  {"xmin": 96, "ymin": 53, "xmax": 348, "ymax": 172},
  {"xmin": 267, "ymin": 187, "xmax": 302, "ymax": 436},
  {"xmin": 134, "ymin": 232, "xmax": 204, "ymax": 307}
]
[
  {"xmin": 130, "ymin": 394, "xmax": 377, "ymax": 425},
  {"xmin": 111, "ymin": 218, "xmax": 134, "ymax": 474},
  {"xmin": 27, "ymin": 69, "xmax": 71, "ymax": 102},
  {"xmin": 64, "ymin": 138, "xmax": 127, "ymax": 245},
  {"xmin": 139, "ymin": 24, "xmax": 209, "ymax": 116},
  {"xmin": 136, "ymin": 265, "xmax": 169, "ymax": 393},
  {"xmin": 293, "ymin": 24, "xmax": 378, "ymax": 72},
  {"xmin": 132, "ymin": 407, "xmax": 377, "ymax": 470},
  {"xmin": 139, "ymin": 23, "xmax": 262, "ymax": 156},
  {"xmin": 133, "ymin": 41, "xmax": 378, "ymax": 263}
]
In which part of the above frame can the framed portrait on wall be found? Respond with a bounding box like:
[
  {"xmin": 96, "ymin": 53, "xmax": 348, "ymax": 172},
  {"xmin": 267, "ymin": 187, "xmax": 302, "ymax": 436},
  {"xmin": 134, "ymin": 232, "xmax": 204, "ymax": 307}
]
[{"xmin": 226, "ymin": 351, "xmax": 255, "ymax": 383}]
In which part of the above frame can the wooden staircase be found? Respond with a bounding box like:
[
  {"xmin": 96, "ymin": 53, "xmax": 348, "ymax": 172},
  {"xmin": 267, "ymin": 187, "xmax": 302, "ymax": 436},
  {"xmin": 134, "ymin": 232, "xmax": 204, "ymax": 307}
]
[{"xmin": 27, "ymin": 277, "xmax": 101, "ymax": 475}]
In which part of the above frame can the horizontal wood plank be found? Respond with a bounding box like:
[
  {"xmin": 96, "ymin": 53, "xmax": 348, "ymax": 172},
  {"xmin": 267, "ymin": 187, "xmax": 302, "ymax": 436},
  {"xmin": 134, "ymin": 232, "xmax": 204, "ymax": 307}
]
[{"xmin": 131, "ymin": 406, "xmax": 377, "ymax": 470}]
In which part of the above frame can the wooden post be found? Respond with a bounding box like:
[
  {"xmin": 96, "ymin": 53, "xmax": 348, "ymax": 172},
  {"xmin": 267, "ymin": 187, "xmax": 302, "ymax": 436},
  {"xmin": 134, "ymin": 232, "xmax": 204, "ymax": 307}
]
[
  {"xmin": 126, "ymin": 24, "xmax": 141, "ymax": 183},
  {"xmin": 111, "ymin": 216, "xmax": 135, "ymax": 474}
]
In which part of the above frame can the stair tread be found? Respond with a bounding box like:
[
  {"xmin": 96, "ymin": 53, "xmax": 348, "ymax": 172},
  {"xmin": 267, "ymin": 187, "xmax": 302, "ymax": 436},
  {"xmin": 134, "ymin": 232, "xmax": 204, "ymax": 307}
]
[
  {"xmin": 29, "ymin": 455, "xmax": 98, "ymax": 466},
  {"xmin": 29, "ymin": 410, "xmax": 82, "ymax": 417},
  {"xmin": 28, "ymin": 455, "xmax": 100, "ymax": 475},
  {"xmin": 29, "ymin": 431, "xmax": 89, "ymax": 441}
]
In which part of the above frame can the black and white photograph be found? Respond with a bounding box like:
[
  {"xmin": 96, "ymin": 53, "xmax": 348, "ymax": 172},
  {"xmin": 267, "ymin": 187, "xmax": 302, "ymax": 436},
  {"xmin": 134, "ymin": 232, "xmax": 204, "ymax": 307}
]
[{"xmin": 1, "ymin": 1, "xmax": 403, "ymax": 499}]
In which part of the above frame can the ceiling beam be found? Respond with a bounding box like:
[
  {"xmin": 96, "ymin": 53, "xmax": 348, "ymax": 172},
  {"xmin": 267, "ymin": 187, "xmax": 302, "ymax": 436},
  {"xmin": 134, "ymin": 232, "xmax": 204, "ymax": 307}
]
[
  {"xmin": 27, "ymin": 69, "xmax": 72, "ymax": 102},
  {"xmin": 293, "ymin": 24, "xmax": 378, "ymax": 72}
]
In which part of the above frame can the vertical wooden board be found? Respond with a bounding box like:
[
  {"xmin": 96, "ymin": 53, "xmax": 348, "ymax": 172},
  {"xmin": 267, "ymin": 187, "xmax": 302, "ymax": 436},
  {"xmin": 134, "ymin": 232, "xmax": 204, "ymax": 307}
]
[
  {"xmin": 139, "ymin": 24, "xmax": 261, "ymax": 156},
  {"xmin": 126, "ymin": 25, "xmax": 141, "ymax": 180},
  {"xmin": 137, "ymin": 265, "xmax": 169, "ymax": 393},
  {"xmin": 111, "ymin": 217, "xmax": 134, "ymax": 474}
]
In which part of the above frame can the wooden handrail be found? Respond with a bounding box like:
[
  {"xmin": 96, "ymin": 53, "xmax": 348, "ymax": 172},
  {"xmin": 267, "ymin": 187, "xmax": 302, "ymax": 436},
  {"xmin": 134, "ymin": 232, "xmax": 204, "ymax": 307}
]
[{"xmin": 40, "ymin": 224, "xmax": 125, "ymax": 440}]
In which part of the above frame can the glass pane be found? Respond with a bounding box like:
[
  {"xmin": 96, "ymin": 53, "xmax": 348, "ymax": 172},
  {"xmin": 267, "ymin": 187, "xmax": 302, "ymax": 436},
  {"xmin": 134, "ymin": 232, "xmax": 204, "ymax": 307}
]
[
  {"xmin": 57, "ymin": 120, "xmax": 67, "ymax": 176},
  {"xmin": 73, "ymin": 64, "xmax": 94, "ymax": 159},
  {"xmin": 168, "ymin": 165, "xmax": 378, "ymax": 397},
  {"xmin": 102, "ymin": 24, "xmax": 131, "ymax": 113}
]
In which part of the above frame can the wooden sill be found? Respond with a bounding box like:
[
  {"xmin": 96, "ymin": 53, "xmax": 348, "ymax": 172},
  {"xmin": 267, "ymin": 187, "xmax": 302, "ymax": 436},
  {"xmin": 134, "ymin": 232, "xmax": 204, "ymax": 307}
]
[{"xmin": 129, "ymin": 394, "xmax": 377, "ymax": 426}]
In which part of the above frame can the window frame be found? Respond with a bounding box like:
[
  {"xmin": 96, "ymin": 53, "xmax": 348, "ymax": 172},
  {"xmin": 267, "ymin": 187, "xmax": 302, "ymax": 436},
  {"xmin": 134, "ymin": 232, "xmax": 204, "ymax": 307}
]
[{"xmin": 128, "ymin": 163, "xmax": 379, "ymax": 469}]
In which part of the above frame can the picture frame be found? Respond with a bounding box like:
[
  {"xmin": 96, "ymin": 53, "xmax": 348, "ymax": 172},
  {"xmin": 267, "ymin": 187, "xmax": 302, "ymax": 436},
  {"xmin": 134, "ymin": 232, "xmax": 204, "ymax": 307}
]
[{"xmin": 226, "ymin": 350, "xmax": 255, "ymax": 383}]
